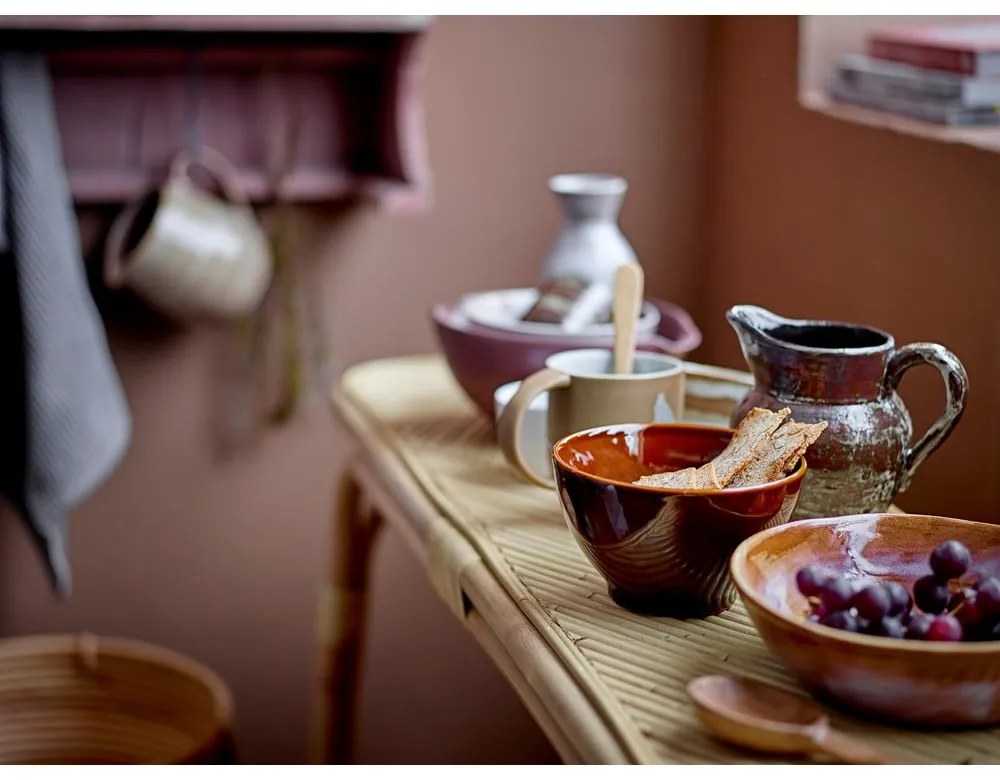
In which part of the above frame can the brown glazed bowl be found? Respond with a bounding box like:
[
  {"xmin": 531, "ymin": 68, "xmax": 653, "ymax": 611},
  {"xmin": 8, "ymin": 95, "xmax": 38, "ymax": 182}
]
[
  {"xmin": 552, "ymin": 423, "xmax": 805, "ymax": 618},
  {"xmin": 731, "ymin": 513, "xmax": 1000, "ymax": 726}
]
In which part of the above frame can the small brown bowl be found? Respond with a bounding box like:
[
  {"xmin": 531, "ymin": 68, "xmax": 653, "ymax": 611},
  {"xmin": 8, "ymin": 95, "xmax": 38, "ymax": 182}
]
[
  {"xmin": 552, "ymin": 423, "xmax": 806, "ymax": 617},
  {"xmin": 731, "ymin": 513, "xmax": 1000, "ymax": 726}
]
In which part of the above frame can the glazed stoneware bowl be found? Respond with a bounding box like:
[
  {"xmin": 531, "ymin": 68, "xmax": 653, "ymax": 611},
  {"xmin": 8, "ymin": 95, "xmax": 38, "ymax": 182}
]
[
  {"xmin": 432, "ymin": 296, "xmax": 701, "ymax": 416},
  {"xmin": 552, "ymin": 423, "xmax": 805, "ymax": 617},
  {"xmin": 731, "ymin": 513, "xmax": 1000, "ymax": 726}
]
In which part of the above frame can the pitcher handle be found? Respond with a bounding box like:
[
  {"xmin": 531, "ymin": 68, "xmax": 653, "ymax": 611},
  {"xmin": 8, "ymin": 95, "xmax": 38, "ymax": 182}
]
[
  {"xmin": 496, "ymin": 367, "xmax": 571, "ymax": 489},
  {"xmin": 885, "ymin": 343, "xmax": 968, "ymax": 492}
]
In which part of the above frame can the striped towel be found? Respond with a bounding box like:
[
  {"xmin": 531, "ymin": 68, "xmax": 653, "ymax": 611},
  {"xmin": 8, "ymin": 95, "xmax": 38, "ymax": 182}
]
[{"xmin": 0, "ymin": 51, "xmax": 131, "ymax": 596}]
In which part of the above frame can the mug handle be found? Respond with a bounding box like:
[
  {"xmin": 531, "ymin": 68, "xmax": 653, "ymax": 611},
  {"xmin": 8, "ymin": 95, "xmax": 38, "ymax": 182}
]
[
  {"xmin": 169, "ymin": 146, "xmax": 250, "ymax": 205},
  {"xmin": 103, "ymin": 199, "xmax": 143, "ymax": 289},
  {"xmin": 885, "ymin": 342, "xmax": 969, "ymax": 492},
  {"xmin": 496, "ymin": 367, "xmax": 571, "ymax": 489}
]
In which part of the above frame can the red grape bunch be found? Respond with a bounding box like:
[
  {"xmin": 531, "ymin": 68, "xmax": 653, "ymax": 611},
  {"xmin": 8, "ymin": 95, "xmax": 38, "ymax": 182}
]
[{"xmin": 795, "ymin": 539, "xmax": 1000, "ymax": 642}]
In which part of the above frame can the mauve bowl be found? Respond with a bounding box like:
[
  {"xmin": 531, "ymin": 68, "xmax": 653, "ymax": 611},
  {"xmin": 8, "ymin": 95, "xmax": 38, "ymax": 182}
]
[
  {"xmin": 552, "ymin": 423, "xmax": 805, "ymax": 618},
  {"xmin": 432, "ymin": 296, "xmax": 701, "ymax": 416},
  {"xmin": 731, "ymin": 513, "xmax": 1000, "ymax": 726}
]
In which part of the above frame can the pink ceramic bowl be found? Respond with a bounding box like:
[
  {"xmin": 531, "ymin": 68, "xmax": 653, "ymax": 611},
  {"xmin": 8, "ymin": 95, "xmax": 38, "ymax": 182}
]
[
  {"xmin": 432, "ymin": 296, "xmax": 702, "ymax": 416},
  {"xmin": 731, "ymin": 513, "xmax": 1000, "ymax": 726}
]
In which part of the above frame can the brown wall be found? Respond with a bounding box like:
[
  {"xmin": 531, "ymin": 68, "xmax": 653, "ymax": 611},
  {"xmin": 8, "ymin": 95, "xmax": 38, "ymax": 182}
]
[
  {"xmin": 701, "ymin": 17, "xmax": 1000, "ymax": 522},
  {"xmin": 0, "ymin": 17, "xmax": 709, "ymax": 763}
]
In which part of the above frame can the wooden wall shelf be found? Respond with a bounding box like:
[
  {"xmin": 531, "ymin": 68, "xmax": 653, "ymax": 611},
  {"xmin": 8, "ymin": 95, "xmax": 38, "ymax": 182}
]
[
  {"xmin": 800, "ymin": 88, "xmax": 1000, "ymax": 154},
  {"xmin": 798, "ymin": 16, "xmax": 1000, "ymax": 155},
  {"xmin": 0, "ymin": 16, "xmax": 431, "ymax": 33},
  {"xmin": 0, "ymin": 16, "xmax": 433, "ymax": 211}
]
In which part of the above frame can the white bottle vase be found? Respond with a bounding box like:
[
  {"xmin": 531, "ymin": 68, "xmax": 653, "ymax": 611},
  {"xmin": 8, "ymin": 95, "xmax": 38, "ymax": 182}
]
[{"xmin": 540, "ymin": 173, "xmax": 638, "ymax": 286}]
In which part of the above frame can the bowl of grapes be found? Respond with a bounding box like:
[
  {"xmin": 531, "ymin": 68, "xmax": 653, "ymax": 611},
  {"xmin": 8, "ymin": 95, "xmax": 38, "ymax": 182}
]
[{"xmin": 731, "ymin": 512, "xmax": 1000, "ymax": 726}]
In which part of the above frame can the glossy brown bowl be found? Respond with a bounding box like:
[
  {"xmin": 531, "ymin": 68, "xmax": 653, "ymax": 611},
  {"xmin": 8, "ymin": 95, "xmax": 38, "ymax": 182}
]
[
  {"xmin": 552, "ymin": 423, "xmax": 806, "ymax": 617},
  {"xmin": 731, "ymin": 513, "xmax": 1000, "ymax": 726}
]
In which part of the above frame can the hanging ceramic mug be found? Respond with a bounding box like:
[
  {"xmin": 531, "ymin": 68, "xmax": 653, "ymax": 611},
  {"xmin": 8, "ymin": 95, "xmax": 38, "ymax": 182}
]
[{"xmin": 104, "ymin": 147, "xmax": 273, "ymax": 321}]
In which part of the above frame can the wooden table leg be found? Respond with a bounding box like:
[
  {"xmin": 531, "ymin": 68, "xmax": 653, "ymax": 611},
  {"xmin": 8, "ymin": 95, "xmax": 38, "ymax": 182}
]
[{"xmin": 315, "ymin": 466, "xmax": 383, "ymax": 764}]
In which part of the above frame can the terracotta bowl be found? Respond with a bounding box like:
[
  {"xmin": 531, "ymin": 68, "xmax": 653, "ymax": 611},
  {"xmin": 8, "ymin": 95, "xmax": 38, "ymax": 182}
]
[
  {"xmin": 432, "ymin": 296, "xmax": 701, "ymax": 416},
  {"xmin": 731, "ymin": 513, "xmax": 1000, "ymax": 726},
  {"xmin": 552, "ymin": 423, "xmax": 805, "ymax": 618}
]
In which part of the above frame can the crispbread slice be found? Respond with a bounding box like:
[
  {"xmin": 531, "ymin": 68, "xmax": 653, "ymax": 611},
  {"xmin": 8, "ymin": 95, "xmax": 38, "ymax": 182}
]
[
  {"xmin": 728, "ymin": 419, "xmax": 827, "ymax": 487},
  {"xmin": 705, "ymin": 406, "xmax": 791, "ymax": 487},
  {"xmin": 632, "ymin": 407, "xmax": 825, "ymax": 491},
  {"xmin": 635, "ymin": 466, "xmax": 699, "ymax": 489},
  {"xmin": 634, "ymin": 407, "xmax": 790, "ymax": 490}
]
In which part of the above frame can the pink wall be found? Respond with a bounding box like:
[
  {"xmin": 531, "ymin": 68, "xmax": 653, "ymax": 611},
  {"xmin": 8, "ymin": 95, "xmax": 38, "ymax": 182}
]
[{"xmin": 0, "ymin": 17, "xmax": 709, "ymax": 763}]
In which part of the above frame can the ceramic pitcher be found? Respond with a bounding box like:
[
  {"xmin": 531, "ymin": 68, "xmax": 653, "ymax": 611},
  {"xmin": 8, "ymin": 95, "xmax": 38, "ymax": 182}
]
[{"xmin": 726, "ymin": 305, "xmax": 968, "ymax": 519}]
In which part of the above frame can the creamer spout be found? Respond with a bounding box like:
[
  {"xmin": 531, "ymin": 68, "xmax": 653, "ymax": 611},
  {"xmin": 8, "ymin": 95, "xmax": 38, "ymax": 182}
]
[{"xmin": 725, "ymin": 305, "xmax": 787, "ymax": 341}]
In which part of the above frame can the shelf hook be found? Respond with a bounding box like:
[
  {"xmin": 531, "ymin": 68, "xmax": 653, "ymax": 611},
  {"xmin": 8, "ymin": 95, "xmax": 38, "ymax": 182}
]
[{"xmin": 185, "ymin": 49, "xmax": 205, "ymax": 162}]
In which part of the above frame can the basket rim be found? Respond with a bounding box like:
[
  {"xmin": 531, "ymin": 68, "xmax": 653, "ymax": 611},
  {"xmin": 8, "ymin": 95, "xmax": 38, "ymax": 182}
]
[{"xmin": 0, "ymin": 633, "xmax": 233, "ymax": 764}]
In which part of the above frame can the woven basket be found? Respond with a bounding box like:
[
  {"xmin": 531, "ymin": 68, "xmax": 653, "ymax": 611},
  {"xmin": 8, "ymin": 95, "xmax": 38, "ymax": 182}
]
[{"xmin": 0, "ymin": 634, "xmax": 234, "ymax": 764}]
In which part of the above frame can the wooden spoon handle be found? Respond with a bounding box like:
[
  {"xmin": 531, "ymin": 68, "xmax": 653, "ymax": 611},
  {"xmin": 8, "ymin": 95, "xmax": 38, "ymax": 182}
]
[
  {"xmin": 810, "ymin": 727, "xmax": 903, "ymax": 765},
  {"xmin": 612, "ymin": 263, "xmax": 643, "ymax": 375}
]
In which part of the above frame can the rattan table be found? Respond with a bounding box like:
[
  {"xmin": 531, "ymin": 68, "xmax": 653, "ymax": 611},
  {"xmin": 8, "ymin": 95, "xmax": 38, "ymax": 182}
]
[{"xmin": 317, "ymin": 354, "xmax": 1000, "ymax": 765}]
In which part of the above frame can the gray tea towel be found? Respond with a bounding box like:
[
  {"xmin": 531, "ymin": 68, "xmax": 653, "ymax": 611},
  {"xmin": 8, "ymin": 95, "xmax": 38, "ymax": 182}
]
[{"xmin": 0, "ymin": 51, "xmax": 131, "ymax": 596}]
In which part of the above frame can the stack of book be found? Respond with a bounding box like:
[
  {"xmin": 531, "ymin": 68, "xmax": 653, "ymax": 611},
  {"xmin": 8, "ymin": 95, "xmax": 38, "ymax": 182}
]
[{"xmin": 829, "ymin": 23, "xmax": 1000, "ymax": 127}]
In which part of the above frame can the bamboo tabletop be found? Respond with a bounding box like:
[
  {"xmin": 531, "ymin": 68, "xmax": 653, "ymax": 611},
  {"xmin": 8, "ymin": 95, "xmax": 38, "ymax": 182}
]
[{"xmin": 333, "ymin": 354, "xmax": 1000, "ymax": 765}]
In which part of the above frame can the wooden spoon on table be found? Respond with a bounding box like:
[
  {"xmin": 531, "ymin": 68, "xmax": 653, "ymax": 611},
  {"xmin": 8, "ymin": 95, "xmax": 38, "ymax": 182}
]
[
  {"xmin": 612, "ymin": 262, "xmax": 644, "ymax": 375},
  {"xmin": 687, "ymin": 675, "xmax": 903, "ymax": 764}
]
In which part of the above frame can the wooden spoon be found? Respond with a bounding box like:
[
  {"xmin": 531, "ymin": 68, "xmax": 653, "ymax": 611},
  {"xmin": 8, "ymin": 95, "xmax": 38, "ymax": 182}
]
[
  {"xmin": 612, "ymin": 262, "xmax": 643, "ymax": 375},
  {"xmin": 687, "ymin": 675, "xmax": 902, "ymax": 764}
]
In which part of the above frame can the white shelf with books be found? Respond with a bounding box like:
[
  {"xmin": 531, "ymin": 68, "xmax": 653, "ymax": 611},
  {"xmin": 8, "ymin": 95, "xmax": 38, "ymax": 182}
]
[{"xmin": 799, "ymin": 16, "xmax": 1000, "ymax": 154}]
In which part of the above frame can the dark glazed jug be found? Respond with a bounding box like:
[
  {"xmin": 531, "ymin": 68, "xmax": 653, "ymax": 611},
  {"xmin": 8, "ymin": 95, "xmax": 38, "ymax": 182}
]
[{"xmin": 727, "ymin": 305, "xmax": 968, "ymax": 519}]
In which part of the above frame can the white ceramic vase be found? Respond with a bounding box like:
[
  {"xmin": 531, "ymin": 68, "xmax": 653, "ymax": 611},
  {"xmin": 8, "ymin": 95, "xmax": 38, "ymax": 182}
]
[{"xmin": 540, "ymin": 173, "xmax": 638, "ymax": 286}]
